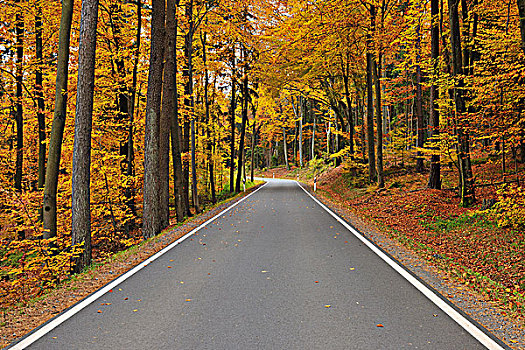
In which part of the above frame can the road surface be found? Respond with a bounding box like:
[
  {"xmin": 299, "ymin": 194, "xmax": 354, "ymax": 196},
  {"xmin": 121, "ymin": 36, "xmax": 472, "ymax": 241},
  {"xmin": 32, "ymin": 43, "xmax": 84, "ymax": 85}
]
[{"xmin": 12, "ymin": 179, "xmax": 502, "ymax": 349}]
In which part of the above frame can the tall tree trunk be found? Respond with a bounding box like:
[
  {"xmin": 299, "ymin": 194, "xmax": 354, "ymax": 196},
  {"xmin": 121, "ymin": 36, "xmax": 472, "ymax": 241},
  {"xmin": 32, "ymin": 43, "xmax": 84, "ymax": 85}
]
[
  {"xmin": 366, "ymin": 5, "xmax": 377, "ymax": 183},
  {"xmin": 374, "ymin": 56, "xmax": 384, "ymax": 188},
  {"xmin": 143, "ymin": 0, "xmax": 165, "ymax": 238},
  {"xmin": 71, "ymin": 0, "xmax": 99, "ymax": 273},
  {"xmin": 163, "ymin": 0, "xmax": 182, "ymax": 221},
  {"xmin": 42, "ymin": 0, "xmax": 74, "ymax": 239},
  {"xmin": 299, "ymin": 98, "xmax": 303, "ymax": 167},
  {"xmin": 415, "ymin": 20, "xmax": 425, "ymax": 173},
  {"xmin": 229, "ymin": 45, "xmax": 236, "ymax": 192},
  {"xmin": 181, "ymin": 0, "xmax": 193, "ymax": 214},
  {"xmin": 518, "ymin": 0, "xmax": 525, "ymax": 55},
  {"xmin": 283, "ymin": 127, "xmax": 289, "ymax": 170},
  {"xmin": 167, "ymin": 0, "xmax": 184, "ymax": 222},
  {"xmin": 35, "ymin": 6, "xmax": 46, "ymax": 190},
  {"xmin": 158, "ymin": 0, "xmax": 171, "ymax": 227},
  {"xmin": 310, "ymin": 100, "xmax": 315, "ymax": 160},
  {"xmin": 343, "ymin": 71, "xmax": 354, "ymax": 156},
  {"xmin": 184, "ymin": 0, "xmax": 199, "ymax": 215},
  {"xmin": 14, "ymin": 2, "xmax": 24, "ymax": 191},
  {"xmin": 235, "ymin": 67, "xmax": 249, "ymax": 193},
  {"xmin": 124, "ymin": 0, "xmax": 141, "ymax": 225},
  {"xmin": 429, "ymin": 0, "xmax": 441, "ymax": 189},
  {"xmin": 449, "ymin": 0, "xmax": 475, "ymax": 206},
  {"xmin": 250, "ymin": 120, "xmax": 257, "ymax": 182},
  {"xmin": 202, "ymin": 32, "xmax": 216, "ymax": 204}
]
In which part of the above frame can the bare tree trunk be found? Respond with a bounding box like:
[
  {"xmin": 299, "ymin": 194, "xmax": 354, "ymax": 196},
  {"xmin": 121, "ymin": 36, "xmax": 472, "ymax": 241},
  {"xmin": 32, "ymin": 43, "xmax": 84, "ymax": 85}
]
[
  {"xmin": 158, "ymin": 3, "xmax": 171, "ymax": 227},
  {"xmin": 35, "ymin": 6, "xmax": 46, "ymax": 190},
  {"xmin": 283, "ymin": 127, "xmax": 289, "ymax": 169},
  {"xmin": 250, "ymin": 120, "xmax": 257, "ymax": 182},
  {"xmin": 415, "ymin": 20, "xmax": 425, "ymax": 173},
  {"xmin": 167, "ymin": 0, "xmax": 184, "ymax": 221},
  {"xmin": 182, "ymin": 0, "xmax": 193, "ymax": 214},
  {"xmin": 43, "ymin": 0, "xmax": 74, "ymax": 239},
  {"xmin": 14, "ymin": 2, "xmax": 23, "ymax": 191},
  {"xmin": 343, "ymin": 71, "xmax": 354, "ymax": 156},
  {"xmin": 202, "ymin": 32, "xmax": 216, "ymax": 204},
  {"xmin": 366, "ymin": 5, "xmax": 377, "ymax": 183},
  {"xmin": 299, "ymin": 98, "xmax": 303, "ymax": 167},
  {"xmin": 229, "ymin": 45, "xmax": 236, "ymax": 192},
  {"xmin": 235, "ymin": 66, "xmax": 249, "ymax": 193},
  {"xmin": 374, "ymin": 56, "xmax": 384, "ymax": 188},
  {"xmin": 124, "ymin": 0, "xmax": 141, "ymax": 226},
  {"xmin": 449, "ymin": 0, "xmax": 475, "ymax": 206},
  {"xmin": 143, "ymin": 0, "xmax": 165, "ymax": 238},
  {"xmin": 163, "ymin": 0, "xmax": 182, "ymax": 221},
  {"xmin": 518, "ymin": 0, "xmax": 525, "ymax": 55},
  {"xmin": 311, "ymin": 101, "xmax": 315, "ymax": 160},
  {"xmin": 71, "ymin": 0, "xmax": 99, "ymax": 272},
  {"xmin": 429, "ymin": 0, "xmax": 441, "ymax": 189}
]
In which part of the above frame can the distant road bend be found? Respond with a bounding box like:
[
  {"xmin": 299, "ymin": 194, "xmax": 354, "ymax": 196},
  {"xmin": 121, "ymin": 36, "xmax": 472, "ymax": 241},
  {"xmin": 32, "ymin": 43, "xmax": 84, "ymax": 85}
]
[{"xmin": 10, "ymin": 179, "xmax": 507, "ymax": 349}]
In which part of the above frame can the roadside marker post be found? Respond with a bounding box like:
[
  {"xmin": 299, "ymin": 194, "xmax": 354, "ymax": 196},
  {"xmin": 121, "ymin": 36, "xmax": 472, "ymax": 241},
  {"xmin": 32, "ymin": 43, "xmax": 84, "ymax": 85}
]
[{"xmin": 314, "ymin": 176, "xmax": 317, "ymax": 191}]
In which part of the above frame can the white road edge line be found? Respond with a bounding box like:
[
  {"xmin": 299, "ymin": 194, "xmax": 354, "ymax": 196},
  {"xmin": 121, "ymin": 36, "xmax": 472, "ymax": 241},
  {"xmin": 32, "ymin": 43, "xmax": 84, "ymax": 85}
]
[
  {"xmin": 10, "ymin": 182, "xmax": 268, "ymax": 350},
  {"xmin": 296, "ymin": 181, "xmax": 505, "ymax": 350}
]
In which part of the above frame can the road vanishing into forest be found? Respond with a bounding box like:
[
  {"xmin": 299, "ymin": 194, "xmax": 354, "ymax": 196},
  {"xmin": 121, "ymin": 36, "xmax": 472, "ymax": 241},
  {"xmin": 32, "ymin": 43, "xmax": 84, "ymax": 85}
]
[{"xmin": 10, "ymin": 179, "xmax": 507, "ymax": 350}]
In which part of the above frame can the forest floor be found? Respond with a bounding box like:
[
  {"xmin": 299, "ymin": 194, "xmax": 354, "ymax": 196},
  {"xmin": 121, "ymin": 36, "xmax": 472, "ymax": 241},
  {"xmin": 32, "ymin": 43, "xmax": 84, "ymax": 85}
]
[
  {"xmin": 0, "ymin": 182, "xmax": 264, "ymax": 348},
  {"xmin": 258, "ymin": 157, "xmax": 525, "ymax": 348}
]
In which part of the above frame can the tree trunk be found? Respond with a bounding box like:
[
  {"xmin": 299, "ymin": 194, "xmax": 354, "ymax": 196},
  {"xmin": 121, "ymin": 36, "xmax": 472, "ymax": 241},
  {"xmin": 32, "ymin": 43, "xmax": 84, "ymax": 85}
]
[
  {"xmin": 14, "ymin": 2, "xmax": 23, "ymax": 191},
  {"xmin": 167, "ymin": 1, "xmax": 184, "ymax": 222},
  {"xmin": 299, "ymin": 98, "xmax": 303, "ymax": 167},
  {"xmin": 182, "ymin": 0, "xmax": 193, "ymax": 214},
  {"xmin": 343, "ymin": 72, "xmax": 354, "ymax": 156},
  {"xmin": 35, "ymin": 6, "xmax": 46, "ymax": 190},
  {"xmin": 283, "ymin": 127, "xmax": 289, "ymax": 169},
  {"xmin": 202, "ymin": 32, "xmax": 216, "ymax": 204},
  {"xmin": 428, "ymin": 0, "xmax": 441, "ymax": 189},
  {"xmin": 43, "ymin": 0, "xmax": 74, "ymax": 239},
  {"xmin": 415, "ymin": 20, "xmax": 425, "ymax": 173},
  {"xmin": 163, "ymin": 0, "xmax": 183, "ymax": 221},
  {"xmin": 311, "ymin": 100, "xmax": 315, "ymax": 160},
  {"xmin": 229, "ymin": 45, "xmax": 236, "ymax": 192},
  {"xmin": 250, "ymin": 120, "xmax": 257, "ymax": 182},
  {"xmin": 123, "ymin": 0, "xmax": 141, "ymax": 226},
  {"xmin": 366, "ymin": 5, "xmax": 377, "ymax": 183},
  {"xmin": 185, "ymin": 0, "xmax": 199, "ymax": 215},
  {"xmin": 143, "ymin": 0, "xmax": 165, "ymax": 238},
  {"xmin": 518, "ymin": 0, "xmax": 525, "ymax": 55},
  {"xmin": 374, "ymin": 56, "xmax": 384, "ymax": 188},
  {"xmin": 71, "ymin": 0, "xmax": 99, "ymax": 273},
  {"xmin": 158, "ymin": 3, "xmax": 171, "ymax": 227},
  {"xmin": 449, "ymin": 0, "xmax": 475, "ymax": 206},
  {"xmin": 235, "ymin": 69, "xmax": 249, "ymax": 193}
]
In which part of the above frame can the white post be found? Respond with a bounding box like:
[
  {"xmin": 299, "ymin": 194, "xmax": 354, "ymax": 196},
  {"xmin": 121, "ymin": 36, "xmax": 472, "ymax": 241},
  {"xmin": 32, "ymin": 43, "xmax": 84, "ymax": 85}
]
[{"xmin": 314, "ymin": 176, "xmax": 317, "ymax": 191}]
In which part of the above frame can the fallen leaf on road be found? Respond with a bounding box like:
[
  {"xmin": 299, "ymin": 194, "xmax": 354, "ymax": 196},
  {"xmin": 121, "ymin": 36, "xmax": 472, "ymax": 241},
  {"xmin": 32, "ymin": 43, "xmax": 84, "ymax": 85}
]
[
  {"xmin": 133, "ymin": 309, "xmax": 138, "ymax": 312},
  {"xmin": 349, "ymin": 268, "xmax": 355, "ymax": 271},
  {"xmin": 324, "ymin": 305, "xmax": 331, "ymax": 308},
  {"xmin": 97, "ymin": 310, "xmax": 102, "ymax": 313},
  {"xmin": 314, "ymin": 281, "xmax": 319, "ymax": 283},
  {"xmin": 261, "ymin": 270, "xmax": 267, "ymax": 273},
  {"xmin": 376, "ymin": 324, "xmax": 384, "ymax": 328},
  {"xmin": 185, "ymin": 299, "xmax": 192, "ymax": 302},
  {"xmin": 167, "ymin": 266, "xmax": 172, "ymax": 268}
]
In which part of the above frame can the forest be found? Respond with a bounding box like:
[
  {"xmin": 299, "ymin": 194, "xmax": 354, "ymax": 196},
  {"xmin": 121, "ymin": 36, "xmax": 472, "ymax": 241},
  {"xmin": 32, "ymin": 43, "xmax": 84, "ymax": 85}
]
[{"xmin": 1, "ymin": 0, "xmax": 525, "ymax": 326}]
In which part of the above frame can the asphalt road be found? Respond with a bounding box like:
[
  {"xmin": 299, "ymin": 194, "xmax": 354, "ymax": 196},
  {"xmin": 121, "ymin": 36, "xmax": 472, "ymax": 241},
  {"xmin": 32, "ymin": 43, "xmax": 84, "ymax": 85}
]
[{"xmin": 18, "ymin": 179, "xmax": 492, "ymax": 349}]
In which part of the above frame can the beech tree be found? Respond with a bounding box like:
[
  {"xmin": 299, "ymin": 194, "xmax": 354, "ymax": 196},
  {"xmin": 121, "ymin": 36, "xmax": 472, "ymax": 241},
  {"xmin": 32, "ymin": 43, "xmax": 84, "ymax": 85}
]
[
  {"xmin": 143, "ymin": 0, "xmax": 166, "ymax": 238},
  {"xmin": 71, "ymin": 0, "xmax": 100, "ymax": 272},
  {"xmin": 42, "ymin": 0, "xmax": 74, "ymax": 239}
]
